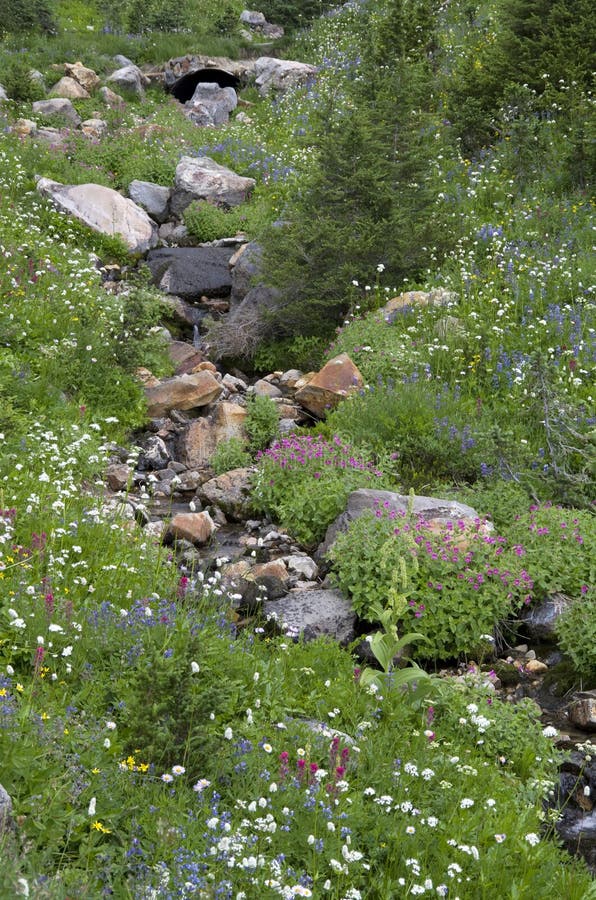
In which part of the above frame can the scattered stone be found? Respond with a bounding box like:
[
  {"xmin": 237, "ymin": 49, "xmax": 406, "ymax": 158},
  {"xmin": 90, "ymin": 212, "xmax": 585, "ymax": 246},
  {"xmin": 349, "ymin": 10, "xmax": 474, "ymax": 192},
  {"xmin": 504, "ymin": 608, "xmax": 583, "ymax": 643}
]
[
  {"xmin": 240, "ymin": 10, "xmax": 267, "ymax": 26},
  {"xmin": 64, "ymin": 61, "xmax": 101, "ymax": 92},
  {"xmin": 106, "ymin": 463, "xmax": 132, "ymax": 492},
  {"xmin": 13, "ymin": 118, "xmax": 37, "ymax": 136},
  {"xmin": 138, "ymin": 436, "xmax": 171, "ymax": 471},
  {"xmin": 107, "ymin": 65, "xmax": 149, "ymax": 98},
  {"xmin": 167, "ymin": 511, "xmax": 216, "ymax": 545},
  {"xmin": 263, "ymin": 588, "xmax": 356, "ymax": 645},
  {"xmin": 113, "ymin": 54, "xmax": 135, "ymax": 69},
  {"xmin": 35, "ymin": 128, "xmax": 68, "ymax": 148},
  {"xmin": 128, "ymin": 180, "xmax": 171, "ymax": 224},
  {"xmin": 568, "ymin": 692, "xmax": 596, "ymax": 731},
  {"xmin": 0, "ymin": 783, "xmax": 14, "ymax": 835},
  {"xmin": 254, "ymin": 57, "xmax": 316, "ymax": 96},
  {"xmin": 521, "ymin": 592, "xmax": 574, "ymax": 643},
  {"xmin": 144, "ymin": 371, "xmax": 222, "ymax": 417},
  {"xmin": 146, "ymin": 247, "xmax": 235, "ymax": 300},
  {"xmin": 251, "ymin": 379, "xmax": 283, "ymax": 399},
  {"xmin": 36, "ymin": 178, "xmax": 158, "ymax": 254},
  {"xmin": 199, "ymin": 468, "xmax": 254, "ymax": 521},
  {"xmin": 32, "ymin": 98, "xmax": 81, "ymax": 126},
  {"xmin": 81, "ymin": 118, "xmax": 108, "ymax": 138},
  {"xmin": 0, "ymin": 84, "xmax": 7, "ymax": 103},
  {"xmin": 99, "ymin": 86, "xmax": 125, "ymax": 109},
  {"xmin": 284, "ymin": 555, "xmax": 319, "ymax": 581},
  {"xmin": 49, "ymin": 76, "xmax": 90, "ymax": 100},
  {"xmin": 170, "ymin": 156, "xmax": 256, "ymax": 217},
  {"xmin": 524, "ymin": 659, "xmax": 548, "ymax": 676},
  {"xmin": 186, "ymin": 82, "xmax": 237, "ymax": 127},
  {"xmin": 294, "ymin": 353, "xmax": 364, "ymax": 418}
]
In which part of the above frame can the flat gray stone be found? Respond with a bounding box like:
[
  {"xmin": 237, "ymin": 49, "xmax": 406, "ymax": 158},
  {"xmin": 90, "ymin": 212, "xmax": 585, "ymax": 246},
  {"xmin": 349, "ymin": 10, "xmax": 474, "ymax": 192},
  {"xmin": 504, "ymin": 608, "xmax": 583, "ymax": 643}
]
[{"xmin": 263, "ymin": 588, "xmax": 355, "ymax": 645}]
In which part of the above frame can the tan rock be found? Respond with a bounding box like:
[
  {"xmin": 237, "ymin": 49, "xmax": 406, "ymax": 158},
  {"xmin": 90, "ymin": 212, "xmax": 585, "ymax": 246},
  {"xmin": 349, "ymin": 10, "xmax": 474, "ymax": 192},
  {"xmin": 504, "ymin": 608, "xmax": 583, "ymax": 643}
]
[
  {"xmin": 252, "ymin": 379, "xmax": 282, "ymax": 398},
  {"xmin": 98, "ymin": 86, "xmax": 125, "ymax": 109},
  {"xmin": 144, "ymin": 371, "xmax": 222, "ymax": 417},
  {"xmin": 81, "ymin": 118, "xmax": 107, "ymax": 139},
  {"xmin": 179, "ymin": 419, "xmax": 218, "ymax": 468},
  {"xmin": 524, "ymin": 659, "xmax": 548, "ymax": 676},
  {"xmin": 64, "ymin": 62, "xmax": 101, "ymax": 92},
  {"xmin": 14, "ymin": 118, "xmax": 37, "ymax": 136},
  {"xmin": 198, "ymin": 361, "xmax": 218, "ymax": 373},
  {"xmin": 106, "ymin": 463, "xmax": 132, "ymax": 492},
  {"xmin": 293, "ymin": 372, "xmax": 316, "ymax": 391},
  {"xmin": 168, "ymin": 511, "xmax": 216, "ymax": 545},
  {"xmin": 295, "ymin": 354, "xmax": 364, "ymax": 418},
  {"xmin": 568, "ymin": 692, "xmax": 596, "ymax": 731},
  {"xmin": 168, "ymin": 341, "xmax": 205, "ymax": 375},
  {"xmin": 199, "ymin": 468, "xmax": 253, "ymax": 520},
  {"xmin": 136, "ymin": 367, "xmax": 160, "ymax": 386},
  {"xmin": 215, "ymin": 402, "xmax": 247, "ymax": 442},
  {"xmin": 49, "ymin": 76, "xmax": 90, "ymax": 100}
]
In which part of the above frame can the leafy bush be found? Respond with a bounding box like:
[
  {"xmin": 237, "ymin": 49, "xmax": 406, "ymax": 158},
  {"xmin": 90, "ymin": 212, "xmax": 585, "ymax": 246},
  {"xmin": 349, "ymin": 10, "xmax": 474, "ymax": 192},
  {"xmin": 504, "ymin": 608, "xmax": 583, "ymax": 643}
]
[
  {"xmin": 183, "ymin": 200, "xmax": 244, "ymax": 242},
  {"xmin": 211, "ymin": 436, "xmax": 251, "ymax": 474},
  {"xmin": 556, "ymin": 594, "xmax": 596, "ymax": 680},
  {"xmin": 245, "ymin": 393, "xmax": 279, "ymax": 452},
  {"xmin": 253, "ymin": 335, "xmax": 327, "ymax": 374},
  {"xmin": 0, "ymin": 56, "xmax": 46, "ymax": 102},
  {"xmin": 0, "ymin": 0, "xmax": 55, "ymax": 36},
  {"xmin": 252, "ymin": 433, "xmax": 390, "ymax": 547},
  {"xmin": 328, "ymin": 503, "xmax": 533, "ymax": 660}
]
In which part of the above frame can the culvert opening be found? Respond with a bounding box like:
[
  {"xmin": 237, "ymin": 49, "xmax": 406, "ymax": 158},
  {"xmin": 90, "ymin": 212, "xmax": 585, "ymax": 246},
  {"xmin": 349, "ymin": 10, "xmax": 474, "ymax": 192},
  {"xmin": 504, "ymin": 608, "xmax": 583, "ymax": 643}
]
[{"xmin": 170, "ymin": 68, "xmax": 241, "ymax": 103}]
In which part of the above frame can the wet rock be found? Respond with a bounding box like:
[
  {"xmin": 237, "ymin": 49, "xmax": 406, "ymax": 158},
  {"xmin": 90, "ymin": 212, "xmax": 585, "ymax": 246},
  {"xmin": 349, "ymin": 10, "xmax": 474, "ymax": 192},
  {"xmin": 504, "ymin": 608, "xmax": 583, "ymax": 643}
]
[
  {"xmin": 146, "ymin": 247, "xmax": 234, "ymax": 300},
  {"xmin": 295, "ymin": 353, "xmax": 363, "ymax": 418},
  {"xmin": 263, "ymin": 588, "xmax": 356, "ymax": 645},
  {"xmin": 521, "ymin": 592, "xmax": 573, "ymax": 643}
]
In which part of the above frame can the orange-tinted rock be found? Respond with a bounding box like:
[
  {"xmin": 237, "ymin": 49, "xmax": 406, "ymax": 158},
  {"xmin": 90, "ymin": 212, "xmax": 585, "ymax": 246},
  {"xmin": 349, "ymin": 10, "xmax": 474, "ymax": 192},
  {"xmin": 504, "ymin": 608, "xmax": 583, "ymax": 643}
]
[
  {"xmin": 168, "ymin": 511, "xmax": 216, "ymax": 545},
  {"xmin": 295, "ymin": 354, "xmax": 363, "ymax": 418},
  {"xmin": 144, "ymin": 371, "xmax": 222, "ymax": 417}
]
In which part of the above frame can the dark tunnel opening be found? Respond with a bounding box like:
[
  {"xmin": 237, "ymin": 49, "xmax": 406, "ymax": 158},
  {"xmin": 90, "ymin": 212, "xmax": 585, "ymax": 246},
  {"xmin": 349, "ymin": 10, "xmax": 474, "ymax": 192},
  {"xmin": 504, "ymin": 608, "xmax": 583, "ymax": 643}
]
[{"xmin": 170, "ymin": 68, "xmax": 241, "ymax": 103}]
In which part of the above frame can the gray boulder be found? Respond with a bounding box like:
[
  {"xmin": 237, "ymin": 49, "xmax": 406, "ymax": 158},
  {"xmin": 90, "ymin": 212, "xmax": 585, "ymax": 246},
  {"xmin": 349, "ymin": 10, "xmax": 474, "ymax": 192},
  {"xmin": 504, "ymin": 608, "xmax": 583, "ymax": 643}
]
[
  {"xmin": 146, "ymin": 247, "xmax": 235, "ymax": 300},
  {"xmin": 521, "ymin": 592, "xmax": 573, "ymax": 643},
  {"xmin": 171, "ymin": 156, "xmax": 256, "ymax": 217},
  {"xmin": 240, "ymin": 10, "xmax": 267, "ymax": 26},
  {"xmin": 186, "ymin": 82, "xmax": 237, "ymax": 127},
  {"xmin": 32, "ymin": 97, "xmax": 81, "ymax": 126},
  {"xmin": 36, "ymin": 178, "xmax": 158, "ymax": 254},
  {"xmin": 128, "ymin": 180, "xmax": 171, "ymax": 224},
  {"xmin": 319, "ymin": 489, "xmax": 482, "ymax": 558},
  {"xmin": 254, "ymin": 57, "xmax": 316, "ymax": 96},
  {"xmin": 107, "ymin": 65, "xmax": 148, "ymax": 98},
  {"xmin": 0, "ymin": 84, "xmax": 8, "ymax": 103},
  {"xmin": 114, "ymin": 54, "xmax": 135, "ymax": 68},
  {"xmin": 263, "ymin": 588, "xmax": 356, "ymax": 644}
]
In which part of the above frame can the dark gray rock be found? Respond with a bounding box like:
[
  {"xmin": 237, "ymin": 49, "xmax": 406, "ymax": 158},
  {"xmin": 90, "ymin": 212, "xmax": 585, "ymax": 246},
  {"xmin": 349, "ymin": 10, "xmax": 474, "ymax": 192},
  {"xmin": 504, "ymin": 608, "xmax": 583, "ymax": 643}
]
[
  {"xmin": 318, "ymin": 488, "xmax": 481, "ymax": 559},
  {"xmin": 230, "ymin": 241, "xmax": 262, "ymax": 307},
  {"xmin": 263, "ymin": 588, "xmax": 356, "ymax": 645},
  {"xmin": 128, "ymin": 180, "xmax": 171, "ymax": 224},
  {"xmin": 520, "ymin": 592, "xmax": 573, "ymax": 643},
  {"xmin": 146, "ymin": 247, "xmax": 234, "ymax": 300}
]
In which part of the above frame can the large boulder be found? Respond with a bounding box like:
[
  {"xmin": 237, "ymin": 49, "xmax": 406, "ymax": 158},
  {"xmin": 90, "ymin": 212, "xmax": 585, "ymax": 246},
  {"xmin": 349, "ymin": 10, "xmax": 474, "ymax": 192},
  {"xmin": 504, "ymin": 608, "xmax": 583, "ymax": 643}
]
[
  {"xmin": 107, "ymin": 65, "xmax": 149, "ymax": 97},
  {"xmin": 170, "ymin": 156, "xmax": 256, "ymax": 217},
  {"xmin": 254, "ymin": 57, "xmax": 316, "ymax": 96},
  {"xmin": 128, "ymin": 180, "xmax": 171, "ymax": 224},
  {"xmin": 263, "ymin": 588, "xmax": 356, "ymax": 644},
  {"xmin": 144, "ymin": 370, "xmax": 222, "ymax": 417},
  {"xmin": 49, "ymin": 76, "xmax": 90, "ymax": 100},
  {"xmin": 186, "ymin": 82, "xmax": 237, "ymax": 127},
  {"xmin": 32, "ymin": 98, "xmax": 81, "ymax": 126},
  {"xmin": 294, "ymin": 353, "xmax": 364, "ymax": 418},
  {"xmin": 167, "ymin": 511, "xmax": 216, "ymax": 545},
  {"xmin": 319, "ymin": 489, "xmax": 482, "ymax": 559},
  {"xmin": 146, "ymin": 247, "xmax": 235, "ymax": 300},
  {"xmin": 178, "ymin": 403, "xmax": 247, "ymax": 469},
  {"xmin": 36, "ymin": 179, "xmax": 158, "ymax": 253}
]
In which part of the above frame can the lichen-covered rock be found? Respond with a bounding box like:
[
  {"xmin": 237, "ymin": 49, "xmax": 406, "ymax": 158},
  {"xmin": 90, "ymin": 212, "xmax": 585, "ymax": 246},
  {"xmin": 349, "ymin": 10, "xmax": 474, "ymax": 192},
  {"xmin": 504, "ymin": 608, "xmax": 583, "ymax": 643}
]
[{"xmin": 263, "ymin": 588, "xmax": 356, "ymax": 644}]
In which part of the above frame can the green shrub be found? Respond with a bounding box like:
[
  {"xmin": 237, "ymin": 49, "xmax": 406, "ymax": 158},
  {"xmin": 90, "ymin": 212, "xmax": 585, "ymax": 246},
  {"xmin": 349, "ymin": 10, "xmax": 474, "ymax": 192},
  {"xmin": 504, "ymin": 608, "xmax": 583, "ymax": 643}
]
[
  {"xmin": 0, "ymin": 56, "xmax": 46, "ymax": 102},
  {"xmin": 0, "ymin": 0, "xmax": 55, "ymax": 36},
  {"xmin": 328, "ymin": 503, "xmax": 533, "ymax": 660},
  {"xmin": 556, "ymin": 594, "xmax": 596, "ymax": 680},
  {"xmin": 183, "ymin": 200, "xmax": 243, "ymax": 242},
  {"xmin": 253, "ymin": 335, "xmax": 327, "ymax": 374},
  {"xmin": 211, "ymin": 436, "xmax": 251, "ymax": 474},
  {"xmin": 252, "ymin": 433, "xmax": 390, "ymax": 547},
  {"xmin": 245, "ymin": 393, "xmax": 279, "ymax": 452}
]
